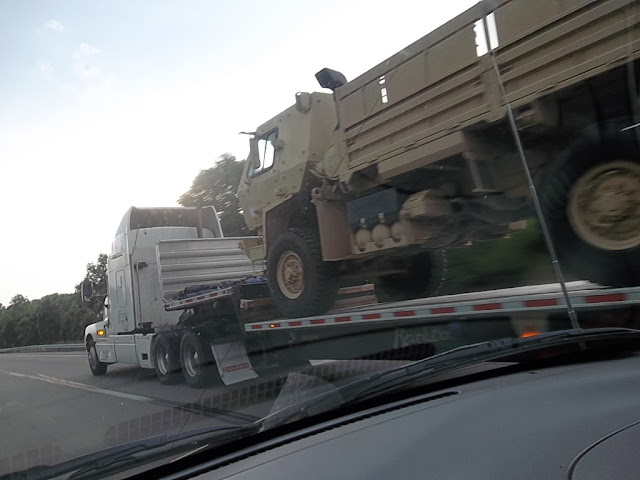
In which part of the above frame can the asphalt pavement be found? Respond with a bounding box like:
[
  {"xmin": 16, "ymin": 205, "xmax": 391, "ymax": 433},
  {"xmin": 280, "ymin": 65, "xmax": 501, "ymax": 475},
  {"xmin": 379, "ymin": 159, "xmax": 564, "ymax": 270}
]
[
  {"xmin": 0, "ymin": 350, "xmax": 398, "ymax": 477},
  {"xmin": 0, "ymin": 352, "xmax": 280, "ymax": 476}
]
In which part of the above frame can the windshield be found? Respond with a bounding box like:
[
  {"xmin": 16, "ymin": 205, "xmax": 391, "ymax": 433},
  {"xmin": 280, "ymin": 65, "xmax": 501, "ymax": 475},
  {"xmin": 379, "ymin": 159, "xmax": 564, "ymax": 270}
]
[{"xmin": 2, "ymin": 0, "xmax": 639, "ymax": 478}]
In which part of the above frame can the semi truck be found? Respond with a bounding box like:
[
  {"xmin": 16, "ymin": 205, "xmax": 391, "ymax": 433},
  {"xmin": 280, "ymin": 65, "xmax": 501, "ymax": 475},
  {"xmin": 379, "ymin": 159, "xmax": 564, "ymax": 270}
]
[
  {"xmin": 237, "ymin": 0, "xmax": 640, "ymax": 319},
  {"xmin": 82, "ymin": 206, "xmax": 640, "ymax": 389}
]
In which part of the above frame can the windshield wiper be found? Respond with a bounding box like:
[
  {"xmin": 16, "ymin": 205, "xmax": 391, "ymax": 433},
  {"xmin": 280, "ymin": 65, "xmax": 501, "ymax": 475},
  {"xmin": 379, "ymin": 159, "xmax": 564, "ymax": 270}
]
[
  {"xmin": 2, "ymin": 423, "xmax": 261, "ymax": 480},
  {"xmin": 261, "ymin": 328, "xmax": 640, "ymax": 429}
]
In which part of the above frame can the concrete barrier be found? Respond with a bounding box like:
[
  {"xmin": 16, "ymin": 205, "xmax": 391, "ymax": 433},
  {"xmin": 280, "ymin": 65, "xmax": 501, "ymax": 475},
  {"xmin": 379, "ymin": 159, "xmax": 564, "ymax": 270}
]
[{"xmin": 0, "ymin": 343, "xmax": 85, "ymax": 354}]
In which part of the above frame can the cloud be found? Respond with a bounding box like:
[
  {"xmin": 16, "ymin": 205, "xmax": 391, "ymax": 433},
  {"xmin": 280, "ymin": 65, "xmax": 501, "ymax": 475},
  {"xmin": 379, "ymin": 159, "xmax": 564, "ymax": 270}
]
[
  {"xmin": 43, "ymin": 19, "xmax": 65, "ymax": 33},
  {"xmin": 73, "ymin": 43, "xmax": 100, "ymax": 59},
  {"xmin": 72, "ymin": 43, "xmax": 102, "ymax": 80},
  {"xmin": 73, "ymin": 63, "xmax": 102, "ymax": 79},
  {"xmin": 37, "ymin": 61, "xmax": 54, "ymax": 79}
]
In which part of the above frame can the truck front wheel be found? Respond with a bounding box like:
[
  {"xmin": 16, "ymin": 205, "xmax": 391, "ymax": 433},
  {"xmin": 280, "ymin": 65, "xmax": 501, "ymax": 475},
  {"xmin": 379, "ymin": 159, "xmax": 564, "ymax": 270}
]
[
  {"xmin": 267, "ymin": 228, "xmax": 339, "ymax": 318},
  {"xmin": 540, "ymin": 121, "xmax": 640, "ymax": 286},
  {"xmin": 87, "ymin": 339, "xmax": 107, "ymax": 376},
  {"xmin": 179, "ymin": 330, "xmax": 220, "ymax": 388}
]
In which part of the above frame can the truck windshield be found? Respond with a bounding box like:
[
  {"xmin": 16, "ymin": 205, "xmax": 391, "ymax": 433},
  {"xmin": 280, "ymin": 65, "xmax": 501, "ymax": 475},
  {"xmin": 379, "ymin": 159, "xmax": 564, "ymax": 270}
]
[{"xmin": 129, "ymin": 207, "xmax": 219, "ymax": 234}]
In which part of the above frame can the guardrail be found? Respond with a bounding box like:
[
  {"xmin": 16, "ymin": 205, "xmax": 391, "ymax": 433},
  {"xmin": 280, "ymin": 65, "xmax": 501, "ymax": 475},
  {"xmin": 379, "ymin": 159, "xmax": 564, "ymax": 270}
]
[{"xmin": 0, "ymin": 343, "xmax": 85, "ymax": 354}]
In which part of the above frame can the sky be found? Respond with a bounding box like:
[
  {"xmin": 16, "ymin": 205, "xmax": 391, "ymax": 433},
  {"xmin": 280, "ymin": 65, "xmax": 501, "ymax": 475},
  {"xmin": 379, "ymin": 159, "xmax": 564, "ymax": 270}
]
[{"xmin": 0, "ymin": 0, "xmax": 478, "ymax": 305}]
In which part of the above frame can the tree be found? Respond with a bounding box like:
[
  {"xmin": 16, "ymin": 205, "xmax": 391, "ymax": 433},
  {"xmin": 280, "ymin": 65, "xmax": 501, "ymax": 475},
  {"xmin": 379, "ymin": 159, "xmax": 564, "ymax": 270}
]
[
  {"xmin": 75, "ymin": 253, "xmax": 108, "ymax": 318},
  {"xmin": 178, "ymin": 154, "xmax": 250, "ymax": 237},
  {"xmin": 441, "ymin": 219, "xmax": 556, "ymax": 294}
]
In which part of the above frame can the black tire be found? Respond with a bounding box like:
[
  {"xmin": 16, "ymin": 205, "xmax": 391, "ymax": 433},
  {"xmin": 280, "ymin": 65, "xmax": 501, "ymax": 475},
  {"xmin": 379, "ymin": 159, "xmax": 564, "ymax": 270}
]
[
  {"xmin": 376, "ymin": 250, "xmax": 447, "ymax": 302},
  {"xmin": 179, "ymin": 330, "xmax": 220, "ymax": 388},
  {"xmin": 267, "ymin": 228, "xmax": 339, "ymax": 318},
  {"xmin": 153, "ymin": 333, "xmax": 182, "ymax": 385},
  {"xmin": 87, "ymin": 339, "xmax": 107, "ymax": 376},
  {"xmin": 539, "ymin": 120, "xmax": 640, "ymax": 287}
]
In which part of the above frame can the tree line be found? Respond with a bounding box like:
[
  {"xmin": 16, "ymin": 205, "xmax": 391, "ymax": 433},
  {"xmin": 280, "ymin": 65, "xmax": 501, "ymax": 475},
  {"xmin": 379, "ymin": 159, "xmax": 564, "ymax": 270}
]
[
  {"xmin": 0, "ymin": 153, "xmax": 552, "ymax": 348},
  {"xmin": 0, "ymin": 254, "xmax": 107, "ymax": 348}
]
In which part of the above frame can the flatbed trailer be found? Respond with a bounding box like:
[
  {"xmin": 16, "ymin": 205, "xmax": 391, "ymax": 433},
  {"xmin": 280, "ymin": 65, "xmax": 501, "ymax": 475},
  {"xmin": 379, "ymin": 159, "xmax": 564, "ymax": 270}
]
[
  {"xmin": 158, "ymin": 238, "xmax": 639, "ymax": 386},
  {"xmin": 84, "ymin": 207, "xmax": 639, "ymax": 390}
]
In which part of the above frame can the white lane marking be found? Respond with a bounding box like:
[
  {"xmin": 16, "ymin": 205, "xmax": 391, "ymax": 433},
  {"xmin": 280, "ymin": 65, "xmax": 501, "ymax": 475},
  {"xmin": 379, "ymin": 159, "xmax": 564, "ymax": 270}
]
[
  {"xmin": 0, "ymin": 370, "xmax": 154, "ymax": 403},
  {"xmin": 9, "ymin": 354, "xmax": 85, "ymax": 357}
]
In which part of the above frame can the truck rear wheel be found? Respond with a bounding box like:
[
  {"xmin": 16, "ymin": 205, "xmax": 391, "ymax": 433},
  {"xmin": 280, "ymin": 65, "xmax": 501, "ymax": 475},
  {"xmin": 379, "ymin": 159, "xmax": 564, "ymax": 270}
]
[
  {"xmin": 540, "ymin": 120, "xmax": 640, "ymax": 286},
  {"xmin": 179, "ymin": 330, "xmax": 220, "ymax": 388},
  {"xmin": 376, "ymin": 250, "xmax": 447, "ymax": 302},
  {"xmin": 267, "ymin": 228, "xmax": 339, "ymax": 318},
  {"xmin": 87, "ymin": 339, "xmax": 107, "ymax": 376},
  {"xmin": 153, "ymin": 333, "xmax": 181, "ymax": 385}
]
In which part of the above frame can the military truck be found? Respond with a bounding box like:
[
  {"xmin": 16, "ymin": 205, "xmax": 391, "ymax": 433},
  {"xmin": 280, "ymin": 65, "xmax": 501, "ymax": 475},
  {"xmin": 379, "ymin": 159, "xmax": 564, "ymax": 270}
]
[{"xmin": 238, "ymin": 0, "xmax": 640, "ymax": 319}]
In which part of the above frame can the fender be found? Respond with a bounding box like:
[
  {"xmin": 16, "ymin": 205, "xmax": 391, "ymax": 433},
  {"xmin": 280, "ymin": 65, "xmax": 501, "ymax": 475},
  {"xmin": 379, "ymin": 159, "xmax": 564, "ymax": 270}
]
[{"xmin": 84, "ymin": 322, "xmax": 106, "ymax": 347}]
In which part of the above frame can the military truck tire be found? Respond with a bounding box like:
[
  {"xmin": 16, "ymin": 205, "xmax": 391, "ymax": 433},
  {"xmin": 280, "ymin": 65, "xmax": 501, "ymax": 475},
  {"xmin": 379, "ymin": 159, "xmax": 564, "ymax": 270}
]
[
  {"xmin": 87, "ymin": 339, "xmax": 108, "ymax": 376},
  {"xmin": 540, "ymin": 120, "xmax": 640, "ymax": 287},
  {"xmin": 153, "ymin": 333, "xmax": 182, "ymax": 385},
  {"xmin": 180, "ymin": 330, "xmax": 221, "ymax": 388},
  {"xmin": 267, "ymin": 228, "xmax": 339, "ymax": 318},
  {"xmin": 376, "ymin": 250, "xmax": 447, "ymax": 302}
]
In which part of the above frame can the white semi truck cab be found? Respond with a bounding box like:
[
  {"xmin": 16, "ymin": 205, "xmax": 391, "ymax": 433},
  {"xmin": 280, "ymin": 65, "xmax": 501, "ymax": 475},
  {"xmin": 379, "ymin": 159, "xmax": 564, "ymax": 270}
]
[{"xmin": 82, "ymin": 206, "xmax": 260, "ymax": 384}]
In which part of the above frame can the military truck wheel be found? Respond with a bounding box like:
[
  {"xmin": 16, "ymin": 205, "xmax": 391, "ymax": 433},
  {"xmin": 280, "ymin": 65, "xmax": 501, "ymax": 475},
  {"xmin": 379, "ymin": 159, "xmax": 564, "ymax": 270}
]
[
  {"xmin": 376, "ymin": 250, "xmax": 447, "ymax": 303},
  {"xmin": 267, "ymin": 228, "xmax": 339, "ymax": 318},
  {"xmin": 87, "ymin": 339, "xmax": 108, "ymax": 376},
  {"xmin": 153, "ymin": 333, "xmax": 182, "ymax": 385},
  {"xmin": 180, "ymin": 330, "xmax": 220, "ymax": 388},
  {"xmin": 540, "ymin": 120, "xmax": 640, "ymax": 287}
]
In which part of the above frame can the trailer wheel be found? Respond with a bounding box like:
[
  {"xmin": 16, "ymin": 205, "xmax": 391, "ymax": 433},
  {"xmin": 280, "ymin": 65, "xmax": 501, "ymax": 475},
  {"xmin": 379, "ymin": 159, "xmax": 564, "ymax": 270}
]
[
  {"xmin": 376, "ymin": 250, "xmax": 447, "ymax": 302},
  {"xmin": 267, "ymin": 228, "xmax": 339, "ymax": 318},
  {"xmin": 153, "ymin": 334, "xmax": 181, "ymax": 384},
  {"xmin": 179, "ymin": 330, "xmax": 220, "ymax": 388},
  {"xmin": 87, "ymin": 339, "xmax": 107, "ymax": 376},
  {"xmin": 540, "ymin": 120, "xmax": 640, "ymax": 286}
]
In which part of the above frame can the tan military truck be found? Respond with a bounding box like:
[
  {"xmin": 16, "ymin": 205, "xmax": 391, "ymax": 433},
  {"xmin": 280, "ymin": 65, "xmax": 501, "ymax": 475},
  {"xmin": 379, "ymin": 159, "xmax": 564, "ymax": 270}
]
[{"xmin": 238, "ymin": 0, "xmax": 640, "ymax": 318}]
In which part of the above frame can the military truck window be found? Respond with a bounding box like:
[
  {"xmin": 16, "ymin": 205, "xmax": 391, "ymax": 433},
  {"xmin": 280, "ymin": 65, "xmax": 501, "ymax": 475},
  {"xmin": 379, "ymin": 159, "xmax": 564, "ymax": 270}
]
[{"xmin": 250, "ymin": 130, "xmax": 277, "ymax": 176}]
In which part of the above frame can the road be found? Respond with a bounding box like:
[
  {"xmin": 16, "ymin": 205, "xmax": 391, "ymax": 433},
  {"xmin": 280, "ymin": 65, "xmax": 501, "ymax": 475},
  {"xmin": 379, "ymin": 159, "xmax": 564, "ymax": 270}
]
[
  {"xmin": 0, "ymin": 351, "xmax": 284, "ymax": 476},
  {"xmin": 0, "ymin": 351, "xmax": 395, "ymax": 476}
]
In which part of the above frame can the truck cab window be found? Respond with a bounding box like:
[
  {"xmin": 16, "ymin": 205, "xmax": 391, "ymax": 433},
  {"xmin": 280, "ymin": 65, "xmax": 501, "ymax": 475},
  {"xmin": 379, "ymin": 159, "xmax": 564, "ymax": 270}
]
[{"xmin": 250, "ymin": 130, "xmax": 277, "ymax": 176}]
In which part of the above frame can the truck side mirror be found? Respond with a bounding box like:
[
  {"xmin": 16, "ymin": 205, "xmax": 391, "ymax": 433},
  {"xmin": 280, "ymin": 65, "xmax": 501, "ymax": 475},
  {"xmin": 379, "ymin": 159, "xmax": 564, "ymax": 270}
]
[
  {"xmin": 249, "ymin": 139, "xmax": 261, "ymax": 171},
  {"xmin": 271, "ymin": 138, "xmax": 285, "ymax": 150},
  {"xmin": 81, "ymin": 281, "xmax": 93, "ymax": 303}
]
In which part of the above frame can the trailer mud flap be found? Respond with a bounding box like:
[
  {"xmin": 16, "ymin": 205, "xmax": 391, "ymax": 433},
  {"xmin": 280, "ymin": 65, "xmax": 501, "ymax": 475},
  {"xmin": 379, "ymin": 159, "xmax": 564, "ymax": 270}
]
[{"xmin": 211, "ymin": 341, "xmax": 259, "ymax": 385}]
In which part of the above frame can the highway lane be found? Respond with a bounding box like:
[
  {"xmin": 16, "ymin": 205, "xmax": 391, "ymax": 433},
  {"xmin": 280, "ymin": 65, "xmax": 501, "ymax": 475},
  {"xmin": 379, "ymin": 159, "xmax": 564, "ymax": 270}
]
[
  {"xmin": 0, "ymin": 352, "xmax": 283, "ymax": 476},
  {"xmin": 0, "ymin": 351, "xmax": 399, "ymax": 476}
]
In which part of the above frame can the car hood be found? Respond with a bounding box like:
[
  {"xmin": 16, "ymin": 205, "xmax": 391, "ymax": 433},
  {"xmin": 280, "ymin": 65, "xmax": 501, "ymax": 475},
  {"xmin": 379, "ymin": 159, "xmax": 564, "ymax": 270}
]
[{"xmin": 197, "ymin": 354, "xmax": 640, "ymax": 480}]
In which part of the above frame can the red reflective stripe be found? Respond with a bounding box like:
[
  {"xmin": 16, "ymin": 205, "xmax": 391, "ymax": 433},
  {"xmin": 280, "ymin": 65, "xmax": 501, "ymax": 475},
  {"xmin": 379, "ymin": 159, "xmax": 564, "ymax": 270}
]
[
  {"xmin": 335, "ymin": 316, "xmax": 351, "ymax": 322},
  {"xmin": 185, "ymin": 298, "xmax": 193, "ymax": 303},
  {"xmin": 524, "ymin": 298, "xmax": 558, "ymax": 307},
  {"xmin": 473, "ymin": 303, "xmax": 501, "ymax": 311},
  {"xmin": 251, "ymin": 325, "xmax": 262, "ymax": 330},
  {"xmin": 310, "ymin": 319, "xmax": 325, "ymax": 325},
  {"xmin": 431, "ymin": 307, "xmax": 455, "ymax": 314},
  {"xmin": 288, "ymin": 321, "xmax": 302, "ymax": 327},
  {"xmin": 197, "ymin": 295, "xmax": 205, "ymax": 301},
  {"xmin": 363, "ymin": 313, "xmax": 381, "ymax": 320},
  {"xmin": 393, "ymin": 311, "xmax": 415, "ymax": 317},
  {"xmin": 586, "ymin": 293, "xmax": 626, "ymax": 303}
]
